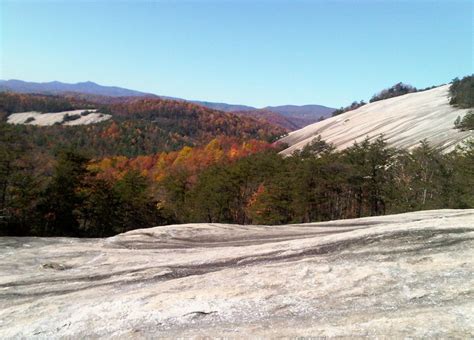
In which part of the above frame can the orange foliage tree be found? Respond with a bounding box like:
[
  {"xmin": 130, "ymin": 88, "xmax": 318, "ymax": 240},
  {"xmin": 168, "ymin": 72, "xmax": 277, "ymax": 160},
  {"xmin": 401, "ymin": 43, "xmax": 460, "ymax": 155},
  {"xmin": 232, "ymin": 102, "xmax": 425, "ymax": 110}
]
[{"xmin": 90, "ymin": 137, "xmax": 274, "ymax": 185}]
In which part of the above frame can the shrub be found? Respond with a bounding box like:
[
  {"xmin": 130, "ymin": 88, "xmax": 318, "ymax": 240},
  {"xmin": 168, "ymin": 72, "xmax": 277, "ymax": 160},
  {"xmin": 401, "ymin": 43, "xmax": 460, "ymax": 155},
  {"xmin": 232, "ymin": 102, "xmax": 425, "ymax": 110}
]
[
  {"xmin": 62, "ymin": 113, "xmax": 81, "ymax": 122},
  {"xmin": 454, "ymin": 111, "xmax": 474, "ymax": 131}
]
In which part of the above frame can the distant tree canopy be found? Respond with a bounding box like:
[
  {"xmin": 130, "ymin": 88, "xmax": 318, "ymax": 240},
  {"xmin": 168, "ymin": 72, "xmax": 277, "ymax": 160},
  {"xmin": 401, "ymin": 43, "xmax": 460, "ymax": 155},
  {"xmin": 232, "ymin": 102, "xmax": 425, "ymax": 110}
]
[
  {"xmin": 104, "ymin": 97, "xmax": 286, "ymax": 143},
  {"xmin": 369, "ymin": 82, "xmax": 417, "ymax": 103},
  {"xmin": 450, "ymin": 75, "xmax": 474, "ymax": 108}
]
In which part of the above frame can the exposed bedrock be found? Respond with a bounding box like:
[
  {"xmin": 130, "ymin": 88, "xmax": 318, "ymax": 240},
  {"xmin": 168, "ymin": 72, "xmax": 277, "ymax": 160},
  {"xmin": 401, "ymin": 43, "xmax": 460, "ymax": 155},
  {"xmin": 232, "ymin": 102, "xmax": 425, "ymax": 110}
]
[{"xmin": 0, "ymin": 209, "xmax": 473, "ymax": 338}]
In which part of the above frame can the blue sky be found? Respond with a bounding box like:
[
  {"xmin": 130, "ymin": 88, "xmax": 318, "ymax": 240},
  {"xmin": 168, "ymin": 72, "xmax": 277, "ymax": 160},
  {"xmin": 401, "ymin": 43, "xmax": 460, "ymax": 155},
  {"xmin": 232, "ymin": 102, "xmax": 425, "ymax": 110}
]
[{"xmin": 1, "ymin": 0, "xmax": 472, "ymax": 108}]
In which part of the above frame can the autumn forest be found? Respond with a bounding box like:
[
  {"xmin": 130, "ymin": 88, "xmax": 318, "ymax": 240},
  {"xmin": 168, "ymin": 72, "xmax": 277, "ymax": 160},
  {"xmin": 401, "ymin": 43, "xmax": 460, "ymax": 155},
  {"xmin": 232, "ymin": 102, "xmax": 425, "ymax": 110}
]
[{"xmin": 1, "ymin": 77, "xmax": 473, "ymax": 237}]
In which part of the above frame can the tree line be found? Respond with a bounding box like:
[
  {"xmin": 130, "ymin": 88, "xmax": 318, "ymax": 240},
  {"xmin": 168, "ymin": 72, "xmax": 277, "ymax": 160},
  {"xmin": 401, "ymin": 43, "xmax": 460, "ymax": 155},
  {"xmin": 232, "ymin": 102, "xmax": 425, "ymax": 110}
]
[
  {"xmin": 171, "ymin": 137, "xmax": 473, "ymax": 225},
  {"xmin": 0, "ymin": 132, "xmax": 274, "ymax": 237},
  {"xmin": 2, "ymin": 128, "xmax": 472, "ymax": 237}
]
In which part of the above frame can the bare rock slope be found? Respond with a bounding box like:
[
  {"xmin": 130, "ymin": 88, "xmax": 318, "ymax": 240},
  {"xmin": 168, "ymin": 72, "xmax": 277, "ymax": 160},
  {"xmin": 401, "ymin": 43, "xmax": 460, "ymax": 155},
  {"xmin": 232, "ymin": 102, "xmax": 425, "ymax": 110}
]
[
  {"xmin": 0, "ymin": 209, "xmax": 473, "ymax": 338},
  {"xmin": 279, "ymin": 85, "xmax": 473, "ymax": 155},
  {"xmin": 7, "ymin": 109, "xmax": 111, "ymax": 126}
]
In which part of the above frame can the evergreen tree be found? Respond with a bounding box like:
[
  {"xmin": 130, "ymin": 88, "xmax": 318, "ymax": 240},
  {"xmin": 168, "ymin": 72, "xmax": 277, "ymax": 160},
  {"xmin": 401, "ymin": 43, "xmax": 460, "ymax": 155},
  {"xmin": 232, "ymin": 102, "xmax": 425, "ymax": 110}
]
[
  {"xmin": 449, "ymin": 75, "xmax": 474, "ymax": 108},
  {"xmin": 114, "ymin": 170, "xmax": 162, "ymax": 233},
  {"xmin": 450, "ymin": 140, "xmax": 474, "ymax": 208},
  {"xmin": 78, "ymin": 177, "xmax": 121, "ymax": 237},
  {"xmin": 393, "ymin": 141, "xmax": 448, "ymax": 211},
  {"xmin": 39, "ymin": 149, "xmax": 89, "ymax": 236},
  {"xmin": 344, "ymin": 136, "xmax": 395, "ymax": 216},
  {"xmin": 187, "ymin": 166, "xmax": 238, "ymax": 223},
  {"xmin": 0, "ymin": 123, "xmax": 45, "ymax": 235}
]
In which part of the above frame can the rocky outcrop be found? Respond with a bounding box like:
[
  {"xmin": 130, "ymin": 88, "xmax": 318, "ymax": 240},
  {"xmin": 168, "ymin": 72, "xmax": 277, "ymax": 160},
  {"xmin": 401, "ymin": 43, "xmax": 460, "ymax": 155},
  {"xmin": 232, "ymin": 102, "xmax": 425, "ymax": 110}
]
[
  {"xmin": 279, "ymin": 85, "xmax": 474, "ymax": 155},
  {"xmin": 7, "ymin": 109, "xmax": 111, "ymax": 126},
  {"xmin": 0, "ymin": 209, "xmax": 473, "ymax": 338}
]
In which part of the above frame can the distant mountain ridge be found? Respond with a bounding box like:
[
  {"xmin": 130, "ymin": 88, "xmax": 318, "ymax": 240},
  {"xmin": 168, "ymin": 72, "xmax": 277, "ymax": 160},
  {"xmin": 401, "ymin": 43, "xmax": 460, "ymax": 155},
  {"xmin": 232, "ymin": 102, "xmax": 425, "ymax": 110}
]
[
  {"xmin": 0, "ymin": 79, "xmax": 155, "ymax": 97},
  {"xmin": 202, "ymin": 103, "xmax": 335, "ymax": 129},
  {"xmin": 264, "ymin": 104, "xmax": 335, "ymax": 118},
  {"xmin": 0, "ymin": 79, "xmax": 335, "ymax": 130},
  {"xmin": 189, "ymin": 101, "xmax": 256, "ymax": 112}
]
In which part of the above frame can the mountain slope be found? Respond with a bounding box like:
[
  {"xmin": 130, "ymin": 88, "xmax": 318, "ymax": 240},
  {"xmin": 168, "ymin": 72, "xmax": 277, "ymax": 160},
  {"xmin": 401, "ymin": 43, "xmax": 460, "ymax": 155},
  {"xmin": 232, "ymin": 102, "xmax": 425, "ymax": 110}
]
[
  {"xmin": 279, "ymin": 85, "xmax": 474, "ymax": 155},
  {"xmin": 233, "ymin": 109, "xmax": 301, "ymax": 130},
  {"xmin": 1, "ymin": 209, "xmax": 472, "ymax": 337}
]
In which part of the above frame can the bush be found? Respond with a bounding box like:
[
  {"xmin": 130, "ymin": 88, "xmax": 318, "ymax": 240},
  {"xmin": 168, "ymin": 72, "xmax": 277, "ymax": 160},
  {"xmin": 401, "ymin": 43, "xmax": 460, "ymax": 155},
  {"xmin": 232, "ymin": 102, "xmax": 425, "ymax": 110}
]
[
  {"xmin": 454, "ymin": 111, "xmax": 474, "ymax": 131},
  {"xmin": 62, "ymin": 113, "xmax": 81, "ymax": 122}
]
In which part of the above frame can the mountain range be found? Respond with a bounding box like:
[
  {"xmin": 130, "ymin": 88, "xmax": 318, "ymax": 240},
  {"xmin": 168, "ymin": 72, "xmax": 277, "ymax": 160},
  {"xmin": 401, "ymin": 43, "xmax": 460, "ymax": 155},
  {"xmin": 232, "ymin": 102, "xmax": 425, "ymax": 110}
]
[
  {"xmin": 0, "ymin": 79, "xmax": 335, "ymax": 130},
  {"xmin": 0, "ymin": 79, "xmax": 152, "ymax": 97}
]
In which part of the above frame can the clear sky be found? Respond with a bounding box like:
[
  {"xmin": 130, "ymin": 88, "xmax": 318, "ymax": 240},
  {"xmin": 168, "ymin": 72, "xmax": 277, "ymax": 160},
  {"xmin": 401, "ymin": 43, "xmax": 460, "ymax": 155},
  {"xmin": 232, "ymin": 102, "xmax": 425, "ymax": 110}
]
[{"xmin": 1, "ymin": 0, "xmax": 472, "ymax": 108}]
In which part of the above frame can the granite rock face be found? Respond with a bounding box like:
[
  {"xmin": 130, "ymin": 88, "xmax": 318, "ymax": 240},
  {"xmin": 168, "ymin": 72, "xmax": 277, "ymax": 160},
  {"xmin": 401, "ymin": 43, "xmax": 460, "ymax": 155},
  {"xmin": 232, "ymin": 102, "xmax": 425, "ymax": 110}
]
[
  {"xmin": 279, "ymin": 85, "xmax": 474, "ymax": 155},
  {"xmin": 0, "ymin": 209, "xmax": 473, "ymax": 338}
]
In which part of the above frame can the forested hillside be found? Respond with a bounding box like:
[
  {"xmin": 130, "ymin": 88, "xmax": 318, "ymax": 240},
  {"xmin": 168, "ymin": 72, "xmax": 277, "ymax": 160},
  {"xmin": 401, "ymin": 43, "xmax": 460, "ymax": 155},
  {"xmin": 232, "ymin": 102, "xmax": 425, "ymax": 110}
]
[
  {"xmin": 0, "ymin": 92, "xmax": 91, "ymax": 116},
  {"xmin": 1, "ymin": 93, "xmax": 286, "ymax": 157},
  {"xmin": 233, "ymin": 109, "xmax": 302, "ymax": 130}
]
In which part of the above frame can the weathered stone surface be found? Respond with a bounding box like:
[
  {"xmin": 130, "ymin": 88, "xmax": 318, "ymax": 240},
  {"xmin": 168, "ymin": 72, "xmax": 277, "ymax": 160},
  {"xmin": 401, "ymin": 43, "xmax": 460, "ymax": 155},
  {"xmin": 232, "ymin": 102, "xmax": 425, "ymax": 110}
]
[
  {"xmin": 279, "ymin": 85, "xmax": 474, "ymax": 155},
  {"xmin": 0, "ymin": 209, "xmax": 473, "ymax": 338},
  {"xmin": 7, "ymin": 109, "xmax": 111, "ymax": 126}
]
